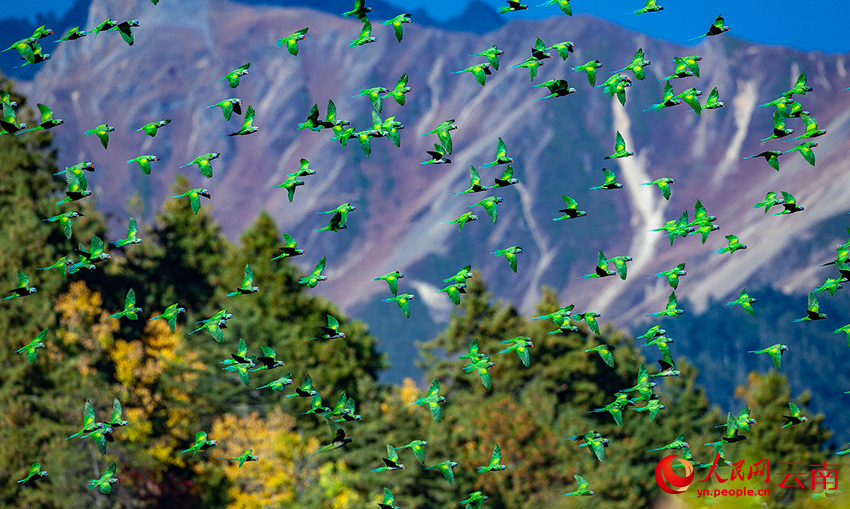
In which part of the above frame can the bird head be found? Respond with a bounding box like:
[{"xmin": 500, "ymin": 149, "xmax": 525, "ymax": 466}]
[
  {"xmin": 28, "ymin": 287, "xmax": 38, "ymax": 294},
  {"xmin": 450, "ymin": 461, "xmax": 458, "ymax": 468},
  {"xmin": 781, "ymin": 345, "xmax": 790, "ymax": 352},
  {"xmin": 319, "ymin": 275, "xmax": 328, "ymax": 282},
  {"xmin": 801, "ymin": 416, "xmax": 808, "ymax": 422},
  {"xmin": 111, "ymin": 478, "xmax": 119, "ymax": 485},
  {"xmin": 36, "ymin": 342, "xmax": 45, "ymax": 349},
  {"xmin": 438, "ymin": 396, "xmax": 446, "ymax": 403},
  {"xmin": 495, "ymin": 197, "xmax": 504, "ymax": 203},
  {"xmin": 515, "ymin": 247, "xmax": 523, "ymax": 253},
  {"xmin": 210, "ymin": 440, "xmax": 218, "ymax": 446},
  {"xmin": 38, "ymin": 471, "xmax": 48, "ymax": 478},
  {"xmin": 106, "ymin": 125, "xmax": 115, "ymax": 132},
  {"xmin": 128, "ymin": 20, "xmax": 141, "ymax": 27},
  {"xmin": 250, "ymin": 455, "xmax": 259, "ymax": 462},
  {"xmin": 200, "ymin": 189, "xmax": 211, "ymax": 198},
  {"xmin": 151, "ymin": 156, "xmax": 160, "ymax": 161},
  {"xmin": 177, "ymin": 307, "xmax": 186, "ymax": 315}
]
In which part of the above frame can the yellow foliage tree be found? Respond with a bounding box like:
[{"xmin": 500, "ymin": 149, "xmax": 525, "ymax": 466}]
[{"xmin": 196, "ymin": 409, "xmax": 366, "ymax": 508}]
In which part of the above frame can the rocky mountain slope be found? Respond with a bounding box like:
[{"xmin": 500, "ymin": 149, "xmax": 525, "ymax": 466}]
[{"xmin": 10, "ymin": 0, "xmax": 850, "ymax": 409}]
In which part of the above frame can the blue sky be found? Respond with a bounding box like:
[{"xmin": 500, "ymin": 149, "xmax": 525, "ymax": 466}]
[{"xmin": 3, "ymin": 0, "xmax": 849, "ymax": 52}]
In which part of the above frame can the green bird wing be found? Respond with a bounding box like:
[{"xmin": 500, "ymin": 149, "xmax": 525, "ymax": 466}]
[
  {"xmin": 81, "ymin": 399, "xmax": 97, "ymax": 430},
  {"xmin": 65, "ymin": 167, "xmax": 87, "ymax": 192},
  {"xmin": 781, "ymin": 191, "xmax": 797, "ymax": 207},
  {"xmin": 382, "ymin": 487, "xmax": 395, "ymax": 505},
  {"xmin": 239, "ymin": 105, "xmax": 255, "ymax": 131},
  {"xmin": 768, "ymin": 347, "xmax": 783, "ymax": 370},
  {"xmin": 240, "ymin": 264, "xmax": 254, "ymax": 290},
  {"xmin": 111, "ymin": 397, "xmax": 123, "ymax": 423},
  {"xmin": 495, "ymin": 137, "xmax": 507, "ymax": 160},
  {"xmin": 588, "ymin": 438, "xmax": 606, "ymax": 461},
  {"xmin": 613, "ymin": 131, "xmax": 626, "ymax": 153},
  {"xmin": 124, "ymin": 288, "xmax": 136, "ymax": 310},
  {"xmin": 36, "ymin": 103, "xmax": 55, "ymax": 123},
  {"xmin": 90, "ymin": 429, "xmax": 108, "ymax": 454},
  {"xmin": 789, "ymin": 402, "xmax": 801, "ymax": 418},
  {"xmin": 665, "ymin": 292, "xmax": 678, "ymax": 312},
  {"xmin": 311, "ymin": 257, "xmax": 327, "ymax": 277},
  {"xmin": 386, "ymin": 444, "xmax": 399, "ymax": 462},
  {"xmin": 807, "ymin": 292, "xmax": 820, "ymax": 313},
  {"xmin": 612, "ymin": 257, "xmax": 628, "ymax": 280},
  {"xmin": 601, "ymin": 167, "xmax": 617, "ymax": 185},
  {"xmin": 188, "ymin": 190, "xmax": 202, "ymax": 214},
  {"xmin": 440, "ymin": 462, "xmax": 455, "ymax": 484},
  {"xmin": 489, "ymin": 444, "xmax": 502, "ymax": 467}
]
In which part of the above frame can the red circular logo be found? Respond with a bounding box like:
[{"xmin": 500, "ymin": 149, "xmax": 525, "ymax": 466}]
[{"xmin": 655, "ymin": 454, "xmax": 695, "ymax": 494}]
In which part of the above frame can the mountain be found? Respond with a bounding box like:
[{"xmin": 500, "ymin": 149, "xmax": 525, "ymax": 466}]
[{"xmin": 9, "ymin": 0, "xmax": 850, "ymax": 437}]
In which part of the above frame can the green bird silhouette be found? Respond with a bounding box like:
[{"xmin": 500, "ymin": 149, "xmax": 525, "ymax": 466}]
[
  {"xmin": 463, "ymin": 357, "xmax": 495, "ymax": 389},
  {"xmin": 509, "ymin": 56, "xmax": 545, "ymax": 80},
  {"xmin": 15, "ymin": 103, "xmax": 63, "ymax": 135},
  {"xmin": 382, "ymin": 14, "xmax": 411, "ymax": 42},
  {"xmin": 443, "ymin": 211, "xmax": 478, "ymax": 231},
  {"xmin": 225, "ymin": 105, "xmax": 259, "ymax": 136},
  {"xmin": 86, "ymin": 463, "xmax": 118, "ymax": 494},
  {"xmin": 453, "ymin": 62, "xmax": 493, "ymax": 86},
  {"xmin": 349, "ymin": 20, "xmax": 377, "ymax": 47},
  {"xmin": 84, "ymin": 123, "xmax": 114, "ymax": 149},
  {"xmin": 716, "ymin": 234, "xmax": 747, "ymax": 255},
  {"xmin": 394, "ymin": 440, "xmax": 428, "ymax": 465},
  {"xmin": 562, "ymin": 474, "xmax": 595, "ymax": 496},
  {"xmin": 15, "ymin": 329, "xmax": 47, "ymax": 364},
  {"xmin": 171, "ymin": 188, "xmax": 211, "ymax": 214},
  {"xmin": 108, "ymin": 288, "xmax": 142, "ymax": 320},
  {"xmin": 781, "ymin": 402, "xmax": 808, "ymax": 428},
  {"xmin": 182, "ymin": 431, "xmax": 218, "ymax": 456},
  {"xmin": 313, "ymin": 314, "xmax": 346, "ymax": 340},
  {"xmin": 784, "ymin": 141, "xmax": 818, "ymax": 166},
  {"xmin": 727, "ymin": 289, "xmax": 757, "ymax": 316},
  {"xmin": 207, "ymin": 98, "xmax": 242, "ymax": 120},
  {"xmin": 128, "ymin": 155, "xmax": 160, "ymax": 175},
  {"xmin": 221, "ymin": 63, "xmax": 250, "ymax": 88},
  {"xmin": 218, "ymin": 449, "xmax": 259, "ymax": 468},
  {"xmin": 374, "ymin": 270, "xmax": 404, "ymax": 296},
  {"xmin": 470, "ymin": 46, "xmax": 503, "ymax": 70},
  {"xmin": 411, "ymin": 378, "xmax": 445, "ymax": 422},
  {"xmin": 383, "ymin": 293, "xmax": 415, "ymax": 318},
  {"xmin": 703, "ymin": 86, "xmax": 725, "ymax": 109},
  {"xmin": 17, "ymin": 462, "xmax": 48, "ymax": 485},
  {"xmin": 590, "ymin": 167, "xmax": 623, "ymax": 190},
  {"xmin": 498, "ymin": 336, "xmax": 533, "ymax": 367},
  {"xmin": 586, "ymin": 344, "xmax": 615, "ymax": 367},
  {"xmin": 226, "ymin": 264, "xmax": 259, "ymax": 296},
  {"xmin": 43, "ymin": 210, "xmax": 83, "ymax": 239},
  {"xmin": 257, "ymin": 372, "xmax": 294, "ymax": 392},
  {"xmin": 498, "ymin": 1, "xmax": 529, "ymax": 14},
  {"xmin": 645, "ymin": 82, "xmax": 681, "ymax": 111},
  {"xmin": 110, "ymin": 217, "xmax": 143, "ymax": 247},
  {"xmin": 180, "ymin": 152, "xmax": 220, "ymax": 178},
  {"xmin": 793, "ymin": 292, "xmax": 827, "ymax": 322},
  {"xmin": 748, "ymin": 344, "xmax": 789, "ymax": 370},
  {"xmin": 690, "ymin": 14, "xmax": 730, "ymax": 39},
  {"xmin": 436, "ymin": 282, "xmax": 466, "ymax": 306},
  {"xmin": 646, "ymin": 292, "xmax": 684, "ymax": 318},
  {"xmin": 2, "ymin": 270, "xmax": 37, "ymax": 300},
  {"xmin": 424, "ymin": 459, "xmax": 458, "ymax": 485},
  {"xmin": 572, "ymin": 59, "xmax": 603, "ymax": 86},
  {"xmin": 538, "ymin": 0, "xmax": 572, "ymax": 16},
  {"xmin": 476, "ymin": 444, "xmax": 507, "ymax": 472},
  {"xmin": 371, "ymin": 445, "xmax": 405, "ymax": 472},
  {"xmin": 276, "ymin": 27, "xmax": 308, "ymax": 55},
  {"xmin": 149, "ymin": 303, "xmax": 185, "ymax": 332},
  {"xmin": 614, "ymin": 48, "xmax": 650, "ymax": 80},
  {"xmin": 534, "ymin": 79, "xmax": 577, "ymax": 100},
  {"xmin": 272, "ymin": 233, "xmax": 305, "ymax": 260},
  {"xmin": 136, "ymin": 118, "xmax": 170, "ymax": 137},
  {"xmin": 492, "ymin": 246, "xmax": 523, "ymax": 272}
]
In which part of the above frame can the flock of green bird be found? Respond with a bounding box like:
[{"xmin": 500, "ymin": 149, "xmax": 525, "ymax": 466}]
[{"xmin": 4, "ymin": 0, "xmax": 850, "ymax": 505}]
